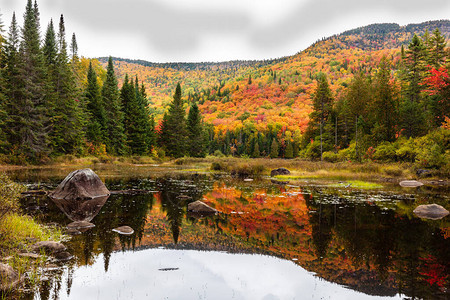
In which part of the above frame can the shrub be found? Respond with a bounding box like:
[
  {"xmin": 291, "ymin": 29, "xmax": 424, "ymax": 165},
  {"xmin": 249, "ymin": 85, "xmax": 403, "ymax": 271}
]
[
  {"xmin": 230, "ymin": 163, "xmax": 265, "ymax": 178},
  {"xmin": 372, "ymin": 142, "xmax": 397, "ymax": 161},
  {"xmin": 383, "ymin": 166, "xmax": 403, "ymax": 177},
  {"xmin": 0, "ymin": 174, "xmax": 25, "ymax": 221},
  {"xmin": 211, "ymin": 162, "xmax": 226, "ymax": 171},
  {"xmin": 396, "ymin": 139, "xmax": 417, "ymax": 162},
  {"xmin": 213, "ymin": 150, "xmax": 225, "ymax": 157},
  {"xmin": 322, "ymin": 151, "xmax": 338, "ymax": 162}
]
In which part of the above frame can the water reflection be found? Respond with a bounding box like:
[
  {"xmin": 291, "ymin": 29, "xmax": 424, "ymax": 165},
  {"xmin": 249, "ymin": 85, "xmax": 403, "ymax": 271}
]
[{"xmin": 11, "ymin": 173, "xmax": 450, "ymax": 299}]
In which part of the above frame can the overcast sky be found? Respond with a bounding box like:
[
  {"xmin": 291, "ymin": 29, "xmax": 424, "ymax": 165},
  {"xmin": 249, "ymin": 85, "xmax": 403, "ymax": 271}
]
[{"xmin": 0, "ymin": 0, "xmax": 449, "ymax": 62}]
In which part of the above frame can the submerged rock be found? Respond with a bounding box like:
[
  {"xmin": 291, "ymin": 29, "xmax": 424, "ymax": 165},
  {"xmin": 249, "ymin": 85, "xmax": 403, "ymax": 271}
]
[
  {"xmin": 112, "ymin": 226, "xmax": 134, "ymax": 235},
  {"xmin": 270, "ymin": 168, "xmax": 291, "ymax": 177},
  {"xmin": 0, "ymin": 263, "xmax": 20, "ymax": 291},
  {"xmin": 413, "ymin": 204, "xmax": 449, "ymax": 220},
  {"xmin": 187, "ymin": 200, "xmax": 218, "ymax": 214},
  {"xmin": 67, "ymin": 221, "xmax": 95, "ymax": 230},
  {"xmin": 271, "ymin": 179, "xmax": 290, "ymax": 185},
  {"xmin": 399, "ymin": 180, "xmax": 424, "ymax": 187},
  {"xmin": 49, "ymin": 168, "xmax": 110, "ymax": 200},
  {"xmin": 32, "ymin": 241, "xmax": 66, "ymax": 254},
  {"xmin": 54, "ymin": 251, "xmax": 74, "ymax": 261}
]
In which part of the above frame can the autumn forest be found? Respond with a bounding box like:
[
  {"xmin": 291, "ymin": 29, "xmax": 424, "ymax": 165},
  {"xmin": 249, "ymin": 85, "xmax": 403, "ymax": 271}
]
[{"xmin": 0, "ymin": 0, "xmax": 448, "ymax": 173}]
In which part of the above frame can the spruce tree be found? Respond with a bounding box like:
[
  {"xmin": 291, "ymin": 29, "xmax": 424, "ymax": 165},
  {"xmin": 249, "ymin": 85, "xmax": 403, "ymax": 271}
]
[
  {"xmin": 70, "ymin": 33, "xmax": 78, "ymax": 62},
  {"xmin": 85, "ymin": 61, "xmax": 106, "ymax": 145},
  {"xmin": 400, "ymin": 34, "xmax": 426, "ymax": 137},
  {"xmin": 186, "ymin": 102, "xmax": 206, "ymax": 157},
  {"xmin": 252, "ymin": 142, "xmax": 260, "ymax": 158},
  {"xmin": 102, "ymin": 57, "xmax": 125, "ymax": 155},
  {"xmin": 270, "ymin": 139, "xmax": 279, "ymax": 158},
  {"xmin": 371, "ymin": 57, "xmax": 399, "ymax": 143},
  {"xmin": 159, "ymin": 83, "xmax": 187, "ymax": 157},
  {"xmin": 285, "ymin": 141, "xmax": 293, "ymax": 159},
  {"xmin": 11, "ymin": 0, "xmax": 50, "ymax": 160},
  {"xmin": 121, "ymin": 74, "xmax": 147, "ymax": 154}
]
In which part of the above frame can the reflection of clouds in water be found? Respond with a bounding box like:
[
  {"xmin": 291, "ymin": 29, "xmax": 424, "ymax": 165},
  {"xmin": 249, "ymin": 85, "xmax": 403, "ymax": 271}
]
[{"xmin": 57, "ymin": 249, "xmax": 402, "ymax": 300}]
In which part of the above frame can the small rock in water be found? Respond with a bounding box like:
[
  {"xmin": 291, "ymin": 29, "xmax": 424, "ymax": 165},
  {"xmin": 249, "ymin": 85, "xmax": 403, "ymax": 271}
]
[
  {"xmin": 413, "ymin": 204, "xmax": 449, "ymax": 220},
  {"xmin": 66, "ymin": 228, "xmax": 82, "ymax": 235},
  {"xmin": 112, "ymin": 226, "xmax": 134, "ymax": 235},
  {"xmin": 54, "ymin": 251, "xmax": 74, "ymax": 261},
  {"xmin": 187, "ymin": 200, "xmax": 218, "ymax": 214},
  {"xmin": 399, "ymin": 180, "xmax": 424, "ymax": 187},
  {"xmin": 32, "ymin": 241, "xmax": 66, "ymax": 254},
  {"xmin": 67, "ymin": 221, "xmax": 95, "ymax": 230},
  {"xmin": 0, "ymin": 263, "xmax": 20, "ymax": 291},
  {"xmin": 18, "ymin": 253, "xmax": 41, "ymax": 259}
]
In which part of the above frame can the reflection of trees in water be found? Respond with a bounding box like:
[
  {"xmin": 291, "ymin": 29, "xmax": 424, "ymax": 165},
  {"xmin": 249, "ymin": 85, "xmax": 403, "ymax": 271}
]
[
  {"xmin": 157, "ymin": 175, "xmax": 207, "ymax": 244},
  {"xmin": 305, "ymin": 189, "xmax": 450, "ymax": 298}
]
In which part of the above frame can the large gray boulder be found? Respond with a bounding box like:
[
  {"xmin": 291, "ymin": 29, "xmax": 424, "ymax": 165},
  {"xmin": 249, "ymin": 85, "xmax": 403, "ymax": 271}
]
[
  {"xmin": 413, "ymin": 204, "xmax": 449, "ymax": 220},
  {"xmin": 0, "ymin": 263, "xmax": 20, "ymax": 291},
  {"xmin": 49, "ymin": 169, "xmax": 110, "ymax": 200},
  {"xmin": 187, "ymin": 200, "xmax": 218, "ymax": 214}
]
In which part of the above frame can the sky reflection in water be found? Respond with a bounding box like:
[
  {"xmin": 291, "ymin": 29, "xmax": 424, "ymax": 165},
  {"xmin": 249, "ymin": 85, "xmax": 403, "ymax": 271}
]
[{"xmin": 55, "ymin": 249, "xmax": 401, "ymax": 300}]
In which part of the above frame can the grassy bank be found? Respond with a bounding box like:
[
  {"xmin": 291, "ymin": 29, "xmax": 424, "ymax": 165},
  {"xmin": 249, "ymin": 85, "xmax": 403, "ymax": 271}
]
[
  {"xmin": 0, "ymin": 155, "xmax": 448, "ymax": 183},
  {"xmin": 0, "ymin": 174, "xmax": 63, "ymax": 295}
]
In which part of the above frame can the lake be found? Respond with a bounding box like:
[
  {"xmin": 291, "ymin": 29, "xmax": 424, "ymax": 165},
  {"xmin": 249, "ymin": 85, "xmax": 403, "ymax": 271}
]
[{"xmin": 7, "ymin": 165, "xmax": 450, "ymax": 299}]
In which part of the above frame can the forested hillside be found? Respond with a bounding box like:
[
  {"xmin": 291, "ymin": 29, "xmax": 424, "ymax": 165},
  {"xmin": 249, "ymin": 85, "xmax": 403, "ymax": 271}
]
[
  {"xmin": 102, "ymin": 20, "xmax": 449, "ymax": 163},
  {"xmin": 0, "ymin": 0, "xmax": 448, "ymax": 165}
]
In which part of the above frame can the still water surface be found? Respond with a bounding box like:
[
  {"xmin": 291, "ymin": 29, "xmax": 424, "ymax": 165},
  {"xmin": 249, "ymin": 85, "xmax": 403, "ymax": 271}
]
[{"xmin": 8, "ymin": 166, "xmax": 450, "ymax": 299}]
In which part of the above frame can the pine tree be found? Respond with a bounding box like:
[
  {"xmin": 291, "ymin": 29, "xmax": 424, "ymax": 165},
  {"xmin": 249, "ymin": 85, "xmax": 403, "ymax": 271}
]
[
  {"xmin": 285, "ymin": 141, "xmax": 293, "ymax": 159},
  {"xmin": 10, "ymin": 0, "xmax": 50, "ymax": 160},
  {"xmin": 70, "ymin": 33, "xmax": 78, "ymax": 62},
  {"xmin": 121, "ymin": 74, "xmax": 147, "ymax": 154},
  {"xmin": 158, "ymin": 83, "xmax": 187, "ymax": 157},
  {"xmin": 270, "ymin": 139, "xmax": 279, "ymax": 158},
  {"xmin": 102, "ymin": 57, "xmax": 125, "ymax": 155},
  {"xmin": 252, "ymin": 142, "xmax": 260, "ymax": 158},
  {"xmin": 85, "ymin": 61, "xmax": 106, "ymax": 145},
  {"xmin": 304, "ymin": 74, "xmax": 334, "ymax": 160},
  {"xmin": 371, "ymin": 57, "xmax": 399, "ymax": 142},
  {"xmin": 429, "ymin": 28, "xmax": 447, "ymax": 68},
  {"xmin": 400, "ymin": 34, "xmax": 426, "ymax": 137},
  {"xmin": 186, "ymin": 102, "xmax": 206, "ymax": 157}
]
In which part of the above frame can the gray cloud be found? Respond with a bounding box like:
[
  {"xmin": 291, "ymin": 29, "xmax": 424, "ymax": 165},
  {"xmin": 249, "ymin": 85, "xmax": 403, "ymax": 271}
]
[
  {"xmin": 61, "ymin": 0, "xmax": 250, "ymax": 54},
  {"xmin": 0, "ymin": 0, "xmax": 449, "ymax": 61},
  {"xmin": 249, "ymin": 0, "xmax": 450, "ymax": 50}
]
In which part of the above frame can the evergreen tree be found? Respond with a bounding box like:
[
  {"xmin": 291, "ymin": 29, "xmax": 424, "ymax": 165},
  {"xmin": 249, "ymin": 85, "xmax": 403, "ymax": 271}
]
[
  {"xmin": 44, "ymin": 15, "xmax": 84, "ymax": 154},
  {"xmin": 285, "ymin": 141, "xmax": 293, "ymax": 159},
  {"xmin": 400, "ymin": 34, "xmax": 426, "ymax": 137},
  {"xmin": 9, "ymin": 0, "xmax": 50, "ymax": 160},
  {"xmin": 102, "ymin": 57, "xmax": 125, "ymax": 155},
  {"xmin": 428, "ymin": 28, "xmax": 447, "ymax": 68},
  {"xmin": 85, "ymin": 61, "xmax": 106, "ymax": 145},
  {"xmin": 186, "ymin": 102, "xmax": 206, "ymax": 157},
  {"xmin": 304, "ymin": 74, "xmax": 334, "ymax": 160},
  {"xmin": 159, "ymin": 83, "xmax": 187, "ymax": 157},
  {"xmin": 270, "ymin": 139, "xmax": 279, "ymax": 158},
  {"xmin": 70, "ymin": 32, "xmax": 78, "ymax": 62},
  {"xmin": 121, "ymin": 74, "xmax": 147, "ymax": 154},
  {"xmin": 371, "ymin": 57, "xmax": 399, "ymax": 143},
  {"xmin": 252, "ymin": 142, "xmax": 260, "ymax": 158}
]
